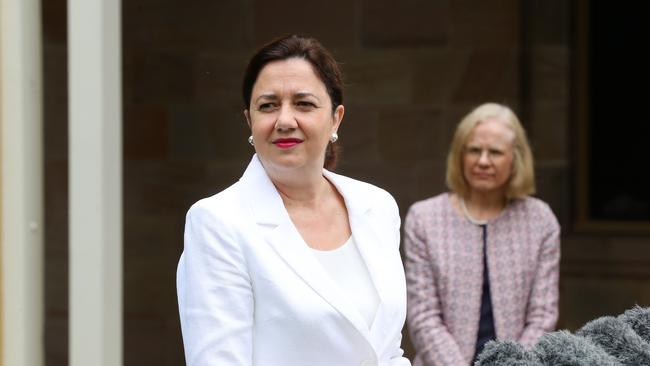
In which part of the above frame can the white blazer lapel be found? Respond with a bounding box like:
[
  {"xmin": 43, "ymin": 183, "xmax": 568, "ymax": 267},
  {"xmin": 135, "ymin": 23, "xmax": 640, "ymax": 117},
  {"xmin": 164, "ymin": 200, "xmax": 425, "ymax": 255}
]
[
  {"xmin": 324, "ymin": 170, "xmax": 399, "ymax": 350},
  {"xmin": 348, "ymin": 212, "xmax": 394, "ymax": 346},
  {"xmin": 240, "ymin": 155, "xmax": 372, "ymax": 340}
]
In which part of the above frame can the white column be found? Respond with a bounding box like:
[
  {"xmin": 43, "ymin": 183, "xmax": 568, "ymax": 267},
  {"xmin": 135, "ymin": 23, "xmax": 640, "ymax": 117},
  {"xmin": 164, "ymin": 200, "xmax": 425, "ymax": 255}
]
[
  {"xmin": 68, "ymin": 0, "xmax": 122, "ymax": 365},
  {"xmin": 0, "ymin": 0, "xmax": 44, "ymax": 365}
]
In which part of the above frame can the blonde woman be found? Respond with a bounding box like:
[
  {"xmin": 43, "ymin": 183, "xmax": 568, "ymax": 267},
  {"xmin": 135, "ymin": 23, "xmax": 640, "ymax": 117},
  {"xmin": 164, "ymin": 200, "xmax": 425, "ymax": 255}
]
[{"xmin": 404, "ymin": 103, "xmax": 560, "ymax": 365}]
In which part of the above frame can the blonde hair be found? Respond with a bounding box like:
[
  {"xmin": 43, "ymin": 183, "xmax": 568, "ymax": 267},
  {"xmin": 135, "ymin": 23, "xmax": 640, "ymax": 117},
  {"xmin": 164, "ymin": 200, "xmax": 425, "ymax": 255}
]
[{"xmin": 446, "ymin": 102, "xmax": 535, "ymax": 200}]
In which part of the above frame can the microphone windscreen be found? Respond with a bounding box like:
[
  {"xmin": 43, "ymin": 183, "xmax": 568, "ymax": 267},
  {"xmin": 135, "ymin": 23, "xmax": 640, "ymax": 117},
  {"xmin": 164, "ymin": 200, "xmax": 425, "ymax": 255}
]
[
  {"xmin": 533, "ymin": 330, "xmax": 622, "ymax": 366},
  {"xmin": 474, "ymin": 340, "xmax": 541, "ymax": 366},
  {"xmin": 576, "ymin": 316, "xmax": 650, "ymax": 365},
  {"xmin": 619, "ymin": 305, "xmax": 650, "ymax": 344}
]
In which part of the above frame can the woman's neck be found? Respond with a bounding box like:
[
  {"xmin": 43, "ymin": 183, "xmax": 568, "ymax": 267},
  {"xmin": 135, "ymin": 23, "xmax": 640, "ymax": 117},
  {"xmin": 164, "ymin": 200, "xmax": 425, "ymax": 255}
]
[
  {"xmin": 270, "ymin": 171, "xmax": 331, "ymax": 210},
  {"xmin": 461, "ymin": 190, "xmax": 507, "ymax": 222},
  {"xmin": 260, "ymin": 156, "xmax": 329, "ymax": 206}
]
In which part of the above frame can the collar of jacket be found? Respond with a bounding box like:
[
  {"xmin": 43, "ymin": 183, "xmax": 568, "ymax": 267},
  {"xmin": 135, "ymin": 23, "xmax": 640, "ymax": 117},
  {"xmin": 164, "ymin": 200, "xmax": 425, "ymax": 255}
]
[
  {"xmin": 239, "ymin": 154, "xmax": 373, "ymax": 225},
  {"xmin": 237, "ymin": 154, "xmax": 396, "ymax": 350}
]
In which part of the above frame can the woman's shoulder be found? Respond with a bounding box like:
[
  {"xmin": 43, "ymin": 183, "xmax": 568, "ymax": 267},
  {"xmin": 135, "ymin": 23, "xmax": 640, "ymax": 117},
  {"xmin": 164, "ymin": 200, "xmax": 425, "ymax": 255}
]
[
  {"xmin": 408, "ymin": 192, "xmax": 451, "ymax": 215},
  {"xmin": 510, "ymin": 196, "xmax": 559, "ymax": 225},
  {"xmin": 186, "ymin": 180, "xmax": 246, "ymax": 222},
  {"xmin": 512, "ymin": 196, "xmax": 554, "ymax": 214},
  {"xmin": 326, "ymin": 171, "xmax": 396, "ymax": 203}
]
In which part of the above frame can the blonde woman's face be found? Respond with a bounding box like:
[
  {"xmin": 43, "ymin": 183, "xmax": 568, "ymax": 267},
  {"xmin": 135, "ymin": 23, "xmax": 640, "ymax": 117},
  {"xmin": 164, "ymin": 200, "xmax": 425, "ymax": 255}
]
[{"xmin": 462, "ymin": 118, "xmax": 515, "ymax": 196}]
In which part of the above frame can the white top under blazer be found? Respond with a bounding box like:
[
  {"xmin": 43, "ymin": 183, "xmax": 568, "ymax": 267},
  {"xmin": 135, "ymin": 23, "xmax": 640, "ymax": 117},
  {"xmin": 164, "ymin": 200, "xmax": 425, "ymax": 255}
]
[
  {"xmin": 312, "ymin": 236, "xmax": 381, "ymax": 327},
  {"xmin": 177, "ymin": 154, "xmax": 411, "ymax": 366}
]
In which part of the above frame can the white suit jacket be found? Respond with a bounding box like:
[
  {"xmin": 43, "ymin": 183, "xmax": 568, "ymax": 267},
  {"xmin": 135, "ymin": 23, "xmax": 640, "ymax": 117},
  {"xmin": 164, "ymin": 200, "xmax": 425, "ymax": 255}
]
[{"xmin": 177, "ymin": 155, "xmax": 411, "ymax": 366}]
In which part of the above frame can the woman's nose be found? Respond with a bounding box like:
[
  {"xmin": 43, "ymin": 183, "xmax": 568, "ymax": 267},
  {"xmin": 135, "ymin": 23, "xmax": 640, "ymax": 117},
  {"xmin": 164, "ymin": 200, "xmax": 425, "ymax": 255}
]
[
  {"xmin": 478, "ymin": 150, "xmax": 490, "ymax": 165},
  {"xmin": 275, "ymin": 104, "xmax": 297, "ymax": 131}
]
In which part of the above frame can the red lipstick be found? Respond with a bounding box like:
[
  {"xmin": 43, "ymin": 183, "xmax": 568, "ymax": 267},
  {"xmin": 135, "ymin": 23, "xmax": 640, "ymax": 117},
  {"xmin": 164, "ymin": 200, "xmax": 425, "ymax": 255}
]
[{"xmin": 273, "ymin": 138, "xmax": 303, "ymax": 149}]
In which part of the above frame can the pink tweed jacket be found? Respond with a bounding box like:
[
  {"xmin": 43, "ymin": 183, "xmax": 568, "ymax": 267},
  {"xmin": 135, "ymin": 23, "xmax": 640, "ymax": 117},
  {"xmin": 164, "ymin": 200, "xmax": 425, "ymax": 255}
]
[{"xmin": 404, "ymin": 193, "xmax": 560, "ymax": 366}]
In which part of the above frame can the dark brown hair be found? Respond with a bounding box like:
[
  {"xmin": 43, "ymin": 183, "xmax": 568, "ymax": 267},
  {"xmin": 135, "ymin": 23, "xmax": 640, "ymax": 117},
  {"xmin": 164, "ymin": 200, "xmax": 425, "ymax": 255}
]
[{"xmin": 242, "ymin": 34, "xmax": 343, "ymax": 170}]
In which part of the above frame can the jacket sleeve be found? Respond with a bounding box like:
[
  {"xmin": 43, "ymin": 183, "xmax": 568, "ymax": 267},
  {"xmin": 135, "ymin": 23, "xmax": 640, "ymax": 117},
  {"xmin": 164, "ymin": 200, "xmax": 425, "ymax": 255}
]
[
  {"xmin": 176, "ymin": 203, "xmax": 253, "ymax": 365},
  {"xmin": 404, "ymin": 205, "xmax": 467, "ymax": 366},
  {"xmin": 518, "ymin": 206, "xmax": 561, "ymax": 347},
  {"xmin": 387, "ymin": 332, "xmax": 412, "ymax": 366},
  {"xmin": 385, "ymin": 194, "xmax": 413, "ymax": 366}
]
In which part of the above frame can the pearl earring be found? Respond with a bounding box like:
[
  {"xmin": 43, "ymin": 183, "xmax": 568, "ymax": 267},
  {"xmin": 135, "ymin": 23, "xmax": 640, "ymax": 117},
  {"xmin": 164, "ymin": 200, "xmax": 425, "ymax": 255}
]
[
  {"xmin": 248, "ymin": 135, "xmax": 254, "ymax": 146},
  {"xmin": 330, "ymin": 132, "xmax": 338, "ymax": 143}
]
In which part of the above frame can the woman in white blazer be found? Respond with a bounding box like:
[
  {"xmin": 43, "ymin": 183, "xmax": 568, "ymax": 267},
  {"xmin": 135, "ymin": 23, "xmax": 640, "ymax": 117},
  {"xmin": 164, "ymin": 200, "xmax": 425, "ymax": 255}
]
[{"xmin": 176, "ymin": 35, "xmax": 411, "ymax": 366}]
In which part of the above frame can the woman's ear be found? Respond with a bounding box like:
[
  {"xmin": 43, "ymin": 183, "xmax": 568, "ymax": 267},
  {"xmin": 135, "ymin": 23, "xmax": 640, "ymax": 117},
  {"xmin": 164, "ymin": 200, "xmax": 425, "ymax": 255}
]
[
  {"xmin": 244, "ymin": 109, "xmax": 251, "ymax": 128},
  {"xmin": 332, "ymin": 104, "xmax": 344, "ymax": 132}
]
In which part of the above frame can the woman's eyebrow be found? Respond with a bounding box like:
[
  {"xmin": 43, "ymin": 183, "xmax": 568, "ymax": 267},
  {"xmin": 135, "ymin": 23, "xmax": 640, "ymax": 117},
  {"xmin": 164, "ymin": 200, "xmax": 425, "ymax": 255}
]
[
  {"xmin": 294, "ymin": 92, "xmax": 321, "ymax": 101},
  {"xmin": 254, "ymin": 93, "xmax": 278, "ymax": 103}
]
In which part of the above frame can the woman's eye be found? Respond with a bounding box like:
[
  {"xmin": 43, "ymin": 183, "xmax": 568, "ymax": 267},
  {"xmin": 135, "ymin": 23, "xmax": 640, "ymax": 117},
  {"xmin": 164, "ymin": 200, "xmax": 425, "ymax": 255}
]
[
  {"xmin": 258, "ymin": 103, "xmax": 275, "ymax": 111},
  {"xmin": 296, "ymin": 101, "xmax": 316, "ymax": 109},
  {"xmin": 489, "ymin": 149, "xmax": 504, "ymax": 156}
]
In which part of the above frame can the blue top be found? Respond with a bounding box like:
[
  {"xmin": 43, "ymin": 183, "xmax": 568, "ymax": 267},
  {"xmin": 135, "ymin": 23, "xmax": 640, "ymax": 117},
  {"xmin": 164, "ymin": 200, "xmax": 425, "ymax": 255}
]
[{"xmin": 474, "ymin": 224, "xmax": 496, "ymax": 362}]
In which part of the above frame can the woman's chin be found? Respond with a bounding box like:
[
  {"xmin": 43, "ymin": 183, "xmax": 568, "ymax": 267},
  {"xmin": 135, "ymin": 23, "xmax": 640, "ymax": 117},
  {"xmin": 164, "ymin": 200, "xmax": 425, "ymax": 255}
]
[
  {"xmin": 469, "ymin": 185, "xmax": 505, "ymax": 195},
  {"xmin": 261, "ymin": 156, "xmax": 310, "ymax": 173}
]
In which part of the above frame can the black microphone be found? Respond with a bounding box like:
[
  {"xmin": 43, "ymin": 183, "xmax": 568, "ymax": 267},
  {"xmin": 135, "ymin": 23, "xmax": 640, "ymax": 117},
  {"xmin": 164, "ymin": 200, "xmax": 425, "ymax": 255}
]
[
  {"xmin": 533, "ymin": 329, "xmax": 622, "ymax": 366},
  {"xmin": 474, "ymin": 307, "xmax": 650, "ymax": 365},
  {"xmin": 619, "ymin": 305, "xmax": 650, "ymax": 344},
  {"xmin": 474, "ymin": 340, "xmax": 541, "ymax": 366},
  {"xmin": 576, "ymin": 315, "xmax": 650, "ymax": 365}
]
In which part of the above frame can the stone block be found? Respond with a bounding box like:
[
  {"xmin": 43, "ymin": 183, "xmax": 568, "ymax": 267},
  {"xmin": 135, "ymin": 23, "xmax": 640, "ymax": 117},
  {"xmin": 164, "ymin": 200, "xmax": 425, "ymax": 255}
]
[
  {"xmin": 194, "ymin": 51, "xmax": 251, "ymax": 108},
  {"xmin": 342, "ymin": 50, "xmax": 413, "ymax": 106},
  {"xmin": 412, "ymin": 49, "xmax": 471, "ymax": 107},
  {"xmin": 123, "ymin": 217, "xmax": 184, "ymax": 333},
  {"xmin": 361, "ymin": 0, "xmax": 449, "ymax": 47},
  {"xmin": 337, "ymin": 161, "xmax": 420, "ymax": 216},
  {"xmin": 124, "ymin": 160, "xmax": 208, "ymax": 216},
  {"xmin": 169, "ymin": 105, "xmax": 217, "ymax": 160},
  {"xmin": 250, "ymin": 0, "xmax": 359, "ymax": 49},
  {"xmin": 534, "ymin": 162, "xmax": 570, "ymax": 226},
  {"xmin": 125, "ymin": 258, "xmax": 177, "ymax": 316},
  {"xmin": 560, "ymin": 278, "xmax": 650, "ymax": 331},
  {"xmin": 562, "ymin": 236, "xmax": 650, "ymax": 267},
  {"xmin": 207, "ymin": 106, "xmax": 252, "ymax": 159},
  {"xmin": 412, "ymin": 160, "xmax": 448, "ymax": 202},
  {"xmin": 527, "ymin": 102, "xmax": 568, "ymax": 161},
  {"xmin": 526, "ymin": 0, "xmax": 571, "ymax": 45},
  {"xmin": 452, "ymin": 48, "xmax": 519, "ymax": 103},
  {"xmin": 378, "ymin": 106, "xmax": 446, "ymax": 161},
  {"xmin": 124, "ymin": 215, "xmax": 181, "ymax": 260},
  {"xmin": 448, "ymin": 0, "xmax": 520, "ymax": 47},
  {"xmin": 337, "ymin": 103, "xmax": 381, "ymax": 163},
  {"xmin": 167, "ymin": 104, "xmax": 251, "ymax": 162},
  {"xmin": 529, "ymin": 46, "xmax": 569, "ymax": 103},
  {"xmin": 124, "ymin": 317, "xmax": 169, "ymax": 365},
  {"xmin": 124, "ymin": 50, "xmax": 195, "ymax": 104},
  {"xmin": 123, "ymin": 0, "xmax": 252, "ymax": 51},
  {"xmin": 124, "ymin": 104, "xmax": 170, "ymax": 160},
  {"xmin": 437, "ymin": 102, "xmax": 477, "ymax": 141}
]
